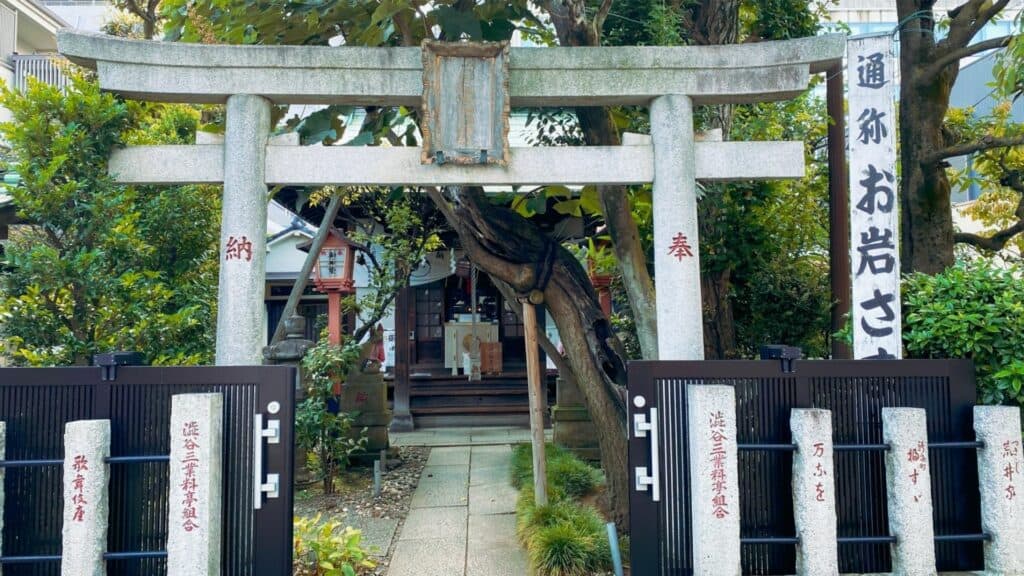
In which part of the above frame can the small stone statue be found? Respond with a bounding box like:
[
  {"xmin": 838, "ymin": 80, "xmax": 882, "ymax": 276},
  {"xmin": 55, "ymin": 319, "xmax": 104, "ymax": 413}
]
[{"xmin": 262, "ymin": 315, "xmax": 314, "ymax": 364}]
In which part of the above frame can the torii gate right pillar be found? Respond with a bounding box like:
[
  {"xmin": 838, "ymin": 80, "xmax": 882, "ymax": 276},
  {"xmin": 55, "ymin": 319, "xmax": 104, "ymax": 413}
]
[{"xmin": 651, "ymin": 94, "xmax": 703, "ymax": 360}]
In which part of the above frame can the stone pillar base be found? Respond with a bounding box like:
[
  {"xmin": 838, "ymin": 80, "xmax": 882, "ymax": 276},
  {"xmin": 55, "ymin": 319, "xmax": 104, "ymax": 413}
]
[
  {"xmin": 342, "ymin": 375, "xmax": 392, "ymax": 455},
  {"xmin": 552, "ymin": 377, "xmax": 601, "ymax": 461},
  {"xmin": 389, "ymin": 412, "xmax": 414, "ymax": 433}
]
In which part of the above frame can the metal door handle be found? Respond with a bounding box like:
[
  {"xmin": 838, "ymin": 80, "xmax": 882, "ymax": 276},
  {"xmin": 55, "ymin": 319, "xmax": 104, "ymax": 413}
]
[
  {"xmin": 633, "ymin": 407, "xmax": 661, "ymax": 502},
  {"xmin": 253, "ymin": 413, "xmax": 281, "ymax": 510}
]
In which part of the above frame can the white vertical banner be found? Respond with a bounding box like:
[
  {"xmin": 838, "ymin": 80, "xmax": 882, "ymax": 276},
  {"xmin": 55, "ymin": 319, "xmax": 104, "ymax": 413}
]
[{"xmin": 848, "ymin": 35, "xmax": 902, "ymax": 359}]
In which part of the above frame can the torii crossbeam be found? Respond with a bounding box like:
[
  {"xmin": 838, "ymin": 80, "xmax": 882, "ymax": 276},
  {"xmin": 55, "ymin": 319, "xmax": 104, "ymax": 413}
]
[{"xmin": 59, "ymin": 31, "xmax": 844, "ymax": 366}]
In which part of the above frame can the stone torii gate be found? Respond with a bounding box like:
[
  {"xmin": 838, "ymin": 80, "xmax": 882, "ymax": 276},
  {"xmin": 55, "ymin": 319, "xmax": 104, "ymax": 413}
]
[{"xmin": 58, "ymin": 31, "xmax": 844, "ymax": 366}]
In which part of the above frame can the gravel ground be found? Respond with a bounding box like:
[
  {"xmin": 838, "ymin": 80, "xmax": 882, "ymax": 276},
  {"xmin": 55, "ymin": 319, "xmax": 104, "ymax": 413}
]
[{"xmin": 293, "ymin": 446, "xmax": 430, "ymax": 574}]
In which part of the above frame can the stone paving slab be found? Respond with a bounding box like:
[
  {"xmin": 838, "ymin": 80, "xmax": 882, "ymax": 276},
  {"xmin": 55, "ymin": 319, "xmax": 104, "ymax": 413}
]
[
  {"xmin": 388, "ymin": 537, "xmax": 466, "ymax": 576},
  {"xmin": 398, "ymin": 506, "xmax": 468, "ymax": 541},
  {"xmin": 469, "ymin": 482, "xmax": 518, "ymax": 515},
  {"xmin": 419, "ymin": 464, "xmax": 470, "ymax": 485},
  {"xmin": 426, "ymin": 446, "xmax": 471, "ymax": 466},
  {"xmin": 468, "ymin": 514, "xmax": 519, "ymax": 550},
  {"xmin": 410, "ymin": 479, "xmax": 469, "ymax": 508},
  {"xmin": 470, "ymin": 445, "xmax": 513, "ymax": 467},
  {"xmin": 389, "ymin": 442, "xmax": 528, "ymax": 576},
  {"xmin": 465, "ymin": 546, "xmax": 529, "ymax": 576},
  {"xmin": 468, "ymin": 428, "xmax": 513, "ymax": 438},
  {"xmin": 392, "ymin": 427, "xmax": 552, "ymax": 447},
  {"xmin": 470, "ymin": 464, "xmax": 511, "ymax": 487},
  {"xmin": 471, "ymin": 444, "xmax": 512, "ymax": 456}
]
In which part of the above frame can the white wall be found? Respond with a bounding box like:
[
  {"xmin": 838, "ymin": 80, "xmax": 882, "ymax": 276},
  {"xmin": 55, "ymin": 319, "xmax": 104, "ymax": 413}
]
[
  {"xmin": 43, "ymin": 4, "xmax": 105, "ymax": 32},
  {"xmin": 265, "ymin": 232, "xmax": 311, "ymax": 278}
]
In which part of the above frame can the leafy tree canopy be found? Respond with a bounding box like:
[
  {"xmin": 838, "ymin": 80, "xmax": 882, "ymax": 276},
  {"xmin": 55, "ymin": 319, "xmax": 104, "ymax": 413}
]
[{"xmin": 0, "ymin": 73, "xmax": 220, "ymax": 366}]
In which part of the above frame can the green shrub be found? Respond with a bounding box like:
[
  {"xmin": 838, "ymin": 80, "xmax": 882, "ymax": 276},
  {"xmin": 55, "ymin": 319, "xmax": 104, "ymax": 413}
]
[
  {"xmin": 528, "ymin": 522, "xmax": 595, "ymax": 576},
  {"xmin": 512, "ymin": 444, "xmax": 612, "ymax": 575},
  {"xmin": 516, "ymin": 489, "xmax": 612, "ymax": 575},
  {"xmin": 903, "ymin": 259, "xmax": 1024, "ymax": 406},
  {"xmin": 293, "ymin": 515, "xmax": 376, "ymax": 576},
  {"xmin": 548, "ymin": 453, "xmax": 604, "ymax": 499},
  {"xmin": 511, "ymin": 443, "xmax": 603, "ymax": 498},
  {"xmin": 297, "ymin": 339, "xmax": 367, "ymax": 494}
]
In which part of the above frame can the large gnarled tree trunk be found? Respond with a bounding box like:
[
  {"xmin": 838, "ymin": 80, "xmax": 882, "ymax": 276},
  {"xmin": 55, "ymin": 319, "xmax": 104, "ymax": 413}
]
[
  {"xmin": 427, "ymin": 186, "xmax": 632, "ymax": 525},
  {"xmin": 897, "ymin": 0, "xmax": 1023, "ymax": 273},
  {"xmin": 547, "ymin": 0, "xmax": 661, "ymax": 361}
]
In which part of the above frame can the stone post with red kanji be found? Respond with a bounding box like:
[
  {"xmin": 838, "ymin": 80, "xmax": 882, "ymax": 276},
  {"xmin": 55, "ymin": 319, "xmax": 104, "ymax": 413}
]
[
  {"xmin": 215, "ymin": 94, "xmax": 271, "ymax": 366},
  {"xmin": 973, "ymin": 406, "xmax": 1024, "ymax": 574},
  {"xmin": 882, "ymin": 408, "xmax": 936, "ymax": 575},
  {"xmin": 687, "ymin": 384, "xmax": 740, "ymax": 575},
  {"xmin": 1, "ymin": 420, "xmax": 6, "ymax": 560},
  {"xmin": 651, "ymin": 95, "xmax": 702, "ymax": 360},
  {"xmin": 62, "ymin": 419, "xmax": 111, "ymax": 576},
  {"xmin": 790, "ymin": 409, "xmax": 839, "ymax": 575},
  {"xmin": 167, "ymin": 393, "xmax": 224, "ymax": 576}
]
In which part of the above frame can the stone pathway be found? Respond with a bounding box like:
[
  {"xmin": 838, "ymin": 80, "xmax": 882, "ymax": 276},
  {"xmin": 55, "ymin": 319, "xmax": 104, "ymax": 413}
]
[
  {"xmin": 392, "ymin": 425, "xmax": 551, "ymax": 447},
  {"xmin": 386, "ymin": 444, "xmax": 527, "ymax": 576}
]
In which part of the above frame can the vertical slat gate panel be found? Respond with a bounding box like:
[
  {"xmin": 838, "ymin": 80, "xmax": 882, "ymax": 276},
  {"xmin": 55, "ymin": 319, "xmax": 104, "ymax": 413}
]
[
  {"xmin": 629, "ymin": 359, "xmax": 981, "ymax": 575},
  {"xmin": 0, "ymin": 366, "xmax": 294, "ymax": 576}
]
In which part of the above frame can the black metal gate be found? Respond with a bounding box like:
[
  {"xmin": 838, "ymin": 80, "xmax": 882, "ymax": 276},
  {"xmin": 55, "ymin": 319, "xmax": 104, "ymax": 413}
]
[
  {"xmin": 628, "ymin": 359, "xmax": 980, "ymax": 575},
  {"xmin": 0, "ymin": 364, "xmax": 295, "ymax": 576}
]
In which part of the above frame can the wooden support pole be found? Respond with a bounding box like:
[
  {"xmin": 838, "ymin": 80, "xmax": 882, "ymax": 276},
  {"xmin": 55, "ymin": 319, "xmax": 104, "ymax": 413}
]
[
  {"xmin": 269, "ymin": 193, "xmax": 343, "ymax": 346},
  {"xmin": 522, "ymin": 297, "xmax": 548, "ymax": 506},
  {"xmin": 827, "ymin": 63, "xmax": 851, "ymax": 359}
]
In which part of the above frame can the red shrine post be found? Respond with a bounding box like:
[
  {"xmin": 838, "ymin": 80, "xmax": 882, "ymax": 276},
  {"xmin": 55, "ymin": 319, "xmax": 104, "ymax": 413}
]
[{"xmin": 312, "ymin": 229, "xmax": 356, "ymax": 346}]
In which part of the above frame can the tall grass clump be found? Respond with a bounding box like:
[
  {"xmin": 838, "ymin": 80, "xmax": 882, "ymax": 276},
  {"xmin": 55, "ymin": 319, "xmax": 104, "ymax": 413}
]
[{"xmin": 511, "ymin": 443, "xmax": 615, "ymax": 575}]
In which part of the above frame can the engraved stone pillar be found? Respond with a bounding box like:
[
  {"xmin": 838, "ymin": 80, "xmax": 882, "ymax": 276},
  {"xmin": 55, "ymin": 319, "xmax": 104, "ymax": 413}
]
[
  {"xmin": 62, "ymin": 420, "xmax": 111, "ymax": 576},
  {"xmin": 687, "ymin": 384, "xmax": 740, "ymax": 575},
  {"xmin": 1, "ymin": 420, "xmax": 5, "ymax": 564},
  {"xmin": 215, "ymin": 94, "xmax": 272, "ymax": 365},
  {"xmin": 167, "ymin": 393, "xmax": 224, "ymax": 576},
  {"xmin": 882, "ymin": 408, "xmax": 936, "ymax": 576},
  {"xmin": 263, "ymin": 316, "xmax": 314, "ymax": 481},
  {"xmin": 973, "ymin": 406, "xmax": 1024, "ymax": 575},
  {"xmin": 651, "ymin": 95, "xmax": 702, "ymax": 360},
  {"xmin": 790, "ymin": 409, "xmax": 839, "ymax": 576}
]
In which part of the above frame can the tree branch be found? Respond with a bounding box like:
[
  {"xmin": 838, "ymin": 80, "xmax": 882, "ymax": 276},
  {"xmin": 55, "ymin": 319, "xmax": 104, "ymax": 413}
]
[
  {"xmin": 944, "ymin": 0, "xmax": 984, "ymax": 49},
  {"xmin": 923, "ymin": 133, "xmax": 1024, "ymax": 164},
  {"xmin": 423, "ymin": 186, "xmax": 536, "ymax": 290},
  {"xmin": 351, "ymin": 290, "xmax": 398, "ymax": 344},
  {"xmin": 119, "ymin": 0, "xmax": 147, "ymax": 20},
  {"xmin": 492, "ymin": 278, "xmax": 574, "ymax": 379},
  {"xmin": 955, "ymin": 169, "xmax": 1024, "ymax": 251},
  {"xmin": 922, "ymin": 35, "xmax": 1014, "ymax": 81},
  {"xmin": 969, "ymin": 0, "xmax": 1012, "ymax": 41},
  {"xmin": 955, "ymin": 221, "xmax": 1024, "ymax": 251},
  {"xmin": 269, "ymin": 193, "xmax": 343, "ymax": 345},
  {"xmin": 593, "ymin": 0, "xmax": 614, "ymax": 38}
]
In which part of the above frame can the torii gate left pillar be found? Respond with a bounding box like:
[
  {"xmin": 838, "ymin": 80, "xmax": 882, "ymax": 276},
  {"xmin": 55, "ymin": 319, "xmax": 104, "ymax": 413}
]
[{"xmin": 217, "ymin": 95, "xmax": 272, "ymax": 365}]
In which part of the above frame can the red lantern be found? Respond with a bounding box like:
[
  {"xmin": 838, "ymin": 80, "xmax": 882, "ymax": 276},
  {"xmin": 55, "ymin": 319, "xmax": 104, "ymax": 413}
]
[
  {"xmin": 310, "ymin": 229, "xmax": 357, "ymax": 348},
  {"xmin": 313, "ymin": 229, "xmax": 356, "ymax": 295}
]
